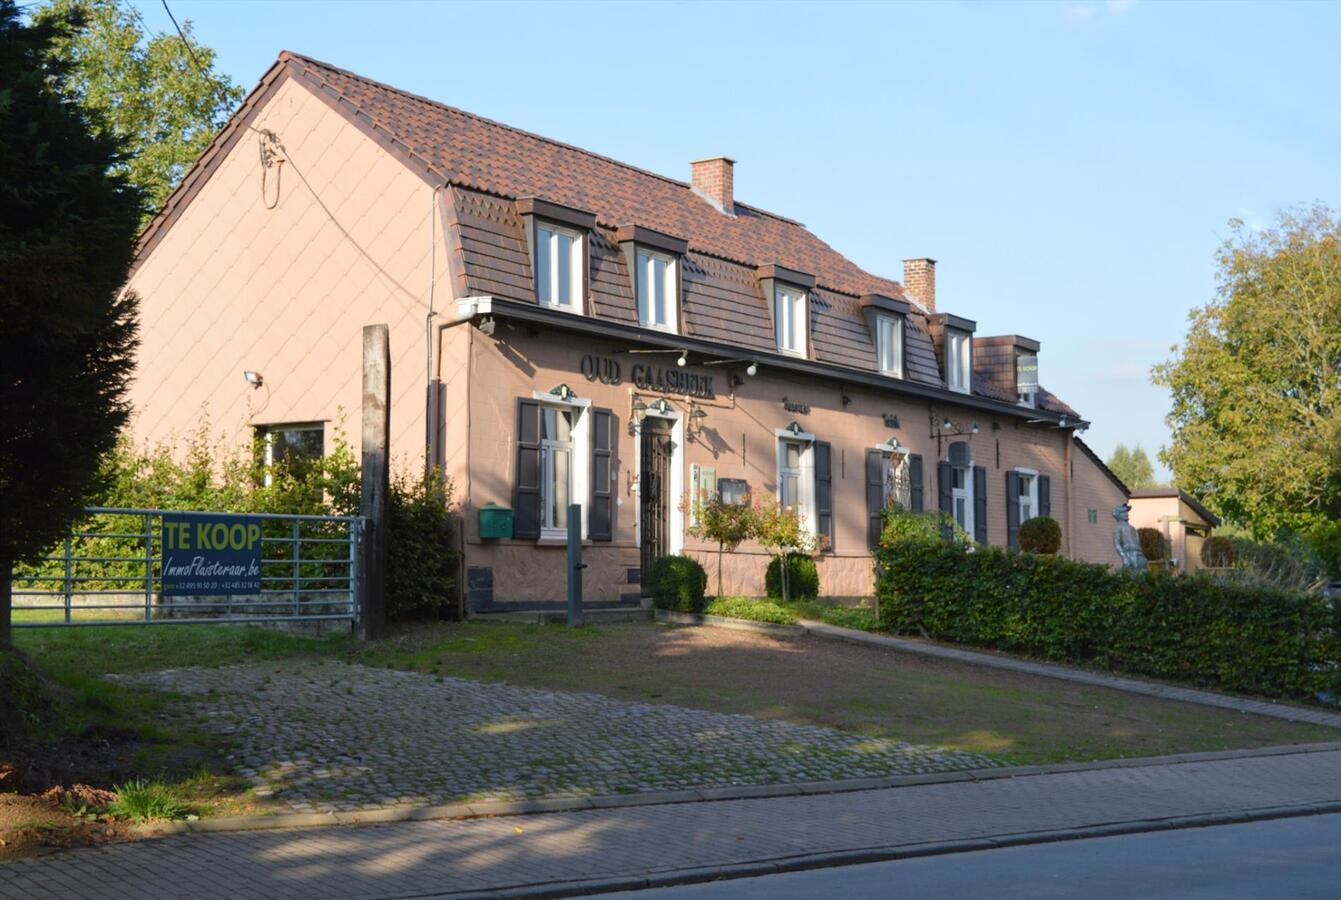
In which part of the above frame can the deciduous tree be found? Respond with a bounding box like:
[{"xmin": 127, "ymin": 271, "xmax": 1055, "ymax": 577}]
[
  {"xmin": 1106, "ymin": 443, "xmax": 1158, "ymax": 490},
  {"xmin": 1153, "ymin": 206, "xmax": 1340, "ymax": 570},
  {"xmin": 0, "ymin": 0, "xmax": 143, "ymax": 643}
]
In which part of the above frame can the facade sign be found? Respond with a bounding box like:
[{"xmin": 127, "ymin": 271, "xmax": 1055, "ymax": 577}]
[
  {"xmin": 1017, "ymin": 355, "xmax": 1039, "ymax": 391},
  {"xmin": 160, "ymin": 512, "xmax": 264, "ymax": 595},
  {"xmin": 783, "ymin": 398, "xmax": 811, "ymax": 414},
  {"xmin": 579, "ymin": 353, "xmax": 715, "ymax": 400}
]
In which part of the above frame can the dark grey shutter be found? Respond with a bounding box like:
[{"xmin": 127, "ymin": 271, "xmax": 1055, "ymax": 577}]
[
  {"xmin": 973, "ymin": 465, "xmax": 988, "ymax": 544},
  {"xmin": 1039, "ymin": 475, "xmax": 1051, "ymax": 518},
  {"xmin": 590, "ymin": 408, "xmax": 614, "ymax": 541},
  {"xmin": 815, "ymin": 441, "xmax": 833, "ymax": 552},
  {"xmin": 1006, "ymin": 471, "xmax": 1021, "ymax": 549},
  {"xmin": 513, "ymin": 399, "xmax": 542, "ymax": 540},
  {"xmin": 866, "ymin": 449, "xmax": 884, "ymax": 549},
  {"xmin": 938, "ymin": 461, "xmax": 953, "ymax": 514},
  {"xmin": 909, "ymin": 454, "xmax": 924, "ymax": 512}
]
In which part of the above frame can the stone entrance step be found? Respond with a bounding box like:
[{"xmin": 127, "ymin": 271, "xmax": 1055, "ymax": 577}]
[{"xmin": 471, "ymin": 607, "xmax": 654, "ymax": 625}]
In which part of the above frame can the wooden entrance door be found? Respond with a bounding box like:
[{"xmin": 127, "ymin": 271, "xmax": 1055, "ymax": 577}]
[{"xmin": 640, "ymin": 418, "xmax": 673, "ymax": 578}]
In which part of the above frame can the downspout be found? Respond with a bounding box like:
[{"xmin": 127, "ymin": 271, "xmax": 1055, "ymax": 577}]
[
  {"xmin": 425, "ymin": 181, "xmax": 449, "ymax": 473},
  {"xmin": 1063, "ymin": 429, "xmax": 1074, "ymax": 558}
]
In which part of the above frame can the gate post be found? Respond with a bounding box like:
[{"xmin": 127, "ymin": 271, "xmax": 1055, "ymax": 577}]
[
  {"xmin": 567, "ymin": 503, "xmax": 584, "ymax": 627},
  {"xmin": 359, "ymin": 324, "xmax": 391, "ymax": 640}
]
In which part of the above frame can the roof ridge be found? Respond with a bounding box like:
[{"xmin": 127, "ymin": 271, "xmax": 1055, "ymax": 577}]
[{"xmin": 277, "ymin": 50, "xmax": 805, "ymax": 228}]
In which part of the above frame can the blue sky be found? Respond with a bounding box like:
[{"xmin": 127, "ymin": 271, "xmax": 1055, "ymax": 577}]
[{"xmin": 133, "ymin": 0, "xmax": 1341, "ymax": 478}]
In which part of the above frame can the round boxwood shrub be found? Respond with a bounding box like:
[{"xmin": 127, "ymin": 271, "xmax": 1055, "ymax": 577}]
[
  {"xmin": 1138, "ymin": 527, "xmax": 1170, "ymax": 562},
  {"xmin": 765, "ymin": 552, "xmax": 819, "ymax": 601},
  {"xmin": 648, "ymin": 555, "xmax": 708, "ymax": 613},
  {"xmin": 1200, "ymin": 535, "xmax": 1236, "ymax": 568},
  {"xmin": 1017, "ymin": 516, "xmax": 1061, "ymax": 554}
]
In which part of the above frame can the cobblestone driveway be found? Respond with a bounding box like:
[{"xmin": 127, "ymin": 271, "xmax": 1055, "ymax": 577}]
[{"xmin": 112, "ymin": 662, "xmax": 997, "ymax": 812}]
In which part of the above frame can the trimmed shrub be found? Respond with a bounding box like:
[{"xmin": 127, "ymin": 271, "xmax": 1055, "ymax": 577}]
[
  {"xmin": 703, "ymin": 596, "xmax": 798, "ymax": 625},
  {"xmin": 1018, "ymin": 516, "xmax": 1061, "ymax": 554},
  {"xmin": 765, "ymin": 552, "xmax": 819, "ymax": 601},
  {"xmin": 874, "ymin": 539, "xmax": 1339, "ymax": 699},
  {"xmin": 880, "ymin": 508, "xmax": 960, "ymax": 546},
  {"xmin": 649, "ymin": 555, "xmax": 708, "ymax": 613},
  {"xmin": 386, "ymin": 469, "xmax": 460, "ymax": 622},
  {"xmin": 1200, "ymin": 535, "xmax": 1236, "ymax": 568},
  {"xmin": 1138, "ymin": 527, "xmax": 1169, "ymax": 562}
]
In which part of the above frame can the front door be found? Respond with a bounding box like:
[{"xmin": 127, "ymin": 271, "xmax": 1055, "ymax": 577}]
[{"xmin": 640, "ymin": 418, "xmax": 673, "ymax": 578}]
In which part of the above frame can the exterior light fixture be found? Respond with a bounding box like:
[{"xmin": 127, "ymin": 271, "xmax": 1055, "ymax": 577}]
[
  {"xmin": 887, "ymin": 436, "xmax": 901, "ymax": 450},
  {"xmin": 971, "ymin": 423, "xmax": 981, "ymax": 435},
  {"xmin": 649, "ymin": 398, "xmax": 673, "ymax": 416},
  {"xmin": 942, "ymin": 418, "xmax": 953, "ymax": 431},
  {"xmin": 688, "ymin": 406, "xmax": 708, "ymax": 439},
  {"xmin": 479, "ymin": 316, "xmax": 496, "ymax": 336},
  {"xmin": 243, "ymin": 371, "xmax": 264, "ymax": 389},
  {"xmin": 549, "ymin": 383, "xmax": 576, "ymax": 402},
  {"xmin": 676, "ymin": 350, "xmax": 688, "ymax": 367},
  {"xmin": 785, "ymin": 421, "xmax": 804, "ymax": 436},
  {"xmin": 629, "ymin": 398, "xmax": 649, "ymax": 435},
  {"xmin": 746, "ymin": 361, "xmax": 758, "ymax": 377}
]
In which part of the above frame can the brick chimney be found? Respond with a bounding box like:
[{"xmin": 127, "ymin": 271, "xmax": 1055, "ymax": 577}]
[
  {"xmin": 902, "ymin": 258, "xmax": 937, "ymax": 311},
  {"xmin": 691, "ymin": 156, "xmax": 735, "ymax": 214}
]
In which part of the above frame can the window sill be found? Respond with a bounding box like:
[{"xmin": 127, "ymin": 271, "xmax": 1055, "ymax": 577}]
[{"xmin": 535, "ymin": 536, "xmax": 592, "ymax": 547}]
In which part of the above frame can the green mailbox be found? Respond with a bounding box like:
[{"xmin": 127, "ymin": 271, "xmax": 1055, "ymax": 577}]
[{"xmin": 478, "ymin": 503, "xmax": 513, "ymax": 539}]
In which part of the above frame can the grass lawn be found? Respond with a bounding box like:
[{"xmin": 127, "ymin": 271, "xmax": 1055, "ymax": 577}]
[{"xmin": 12, "ymin": 619, "xmax": 1336, "ymax": 771}]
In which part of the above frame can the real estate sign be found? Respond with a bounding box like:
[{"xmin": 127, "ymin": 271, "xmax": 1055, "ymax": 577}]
[{"xmin": 160, "ymin": 512, "xmax": 264, "ymax": 595}]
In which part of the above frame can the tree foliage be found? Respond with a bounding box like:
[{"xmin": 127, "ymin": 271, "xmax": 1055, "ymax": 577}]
[
  {"xmin": 34, "ymin": 0, "xmax": 242, "ymax": 224},
  {"xmin": 0, "ymin": 0, "xmax": 144, "ymax": 642},
  {"xmin": 1153, "ymin": 206, "xmax": 1341, "ymax": 563},
  {"xmin": 1106, "ymin": 443, "xmax": 1158, "ymax": 490}
]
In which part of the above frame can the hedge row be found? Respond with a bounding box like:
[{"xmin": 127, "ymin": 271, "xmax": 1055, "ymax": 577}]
[{"xmin": 875, "ymin": 539, "xmax": 1339, "ymax": 699}]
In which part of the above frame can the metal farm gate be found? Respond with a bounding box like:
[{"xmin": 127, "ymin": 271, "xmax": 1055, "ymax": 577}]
[{"xmin": 10, "ymin": 507, "xmax": 361, "ymax": 628}]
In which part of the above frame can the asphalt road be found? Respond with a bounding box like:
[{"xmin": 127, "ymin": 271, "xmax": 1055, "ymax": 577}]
[{"xmin": 615, "ymin": 813, "xmax": 1341, "ymax": 900}]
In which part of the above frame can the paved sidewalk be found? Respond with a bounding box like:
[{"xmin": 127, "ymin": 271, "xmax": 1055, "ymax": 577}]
[
  {"xmin": 801, "ymin": 621, "xmax": 1341, "ymax": 729},
  {"xmin": 4, "ymin": 747, "xmax": 1339, "ymax": 899}
]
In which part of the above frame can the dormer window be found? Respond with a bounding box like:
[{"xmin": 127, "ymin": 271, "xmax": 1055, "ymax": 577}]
[
  {"xmin": 1016, "ymin": 351, "xmax": 1038, "ymax": 407},
  {"xmin": 534, "ymin": 222, "xmax": 584, "ymax": 313},
  {"xmin": 635, "ymin": 248, "xmax": 678, "ymax": 332},
  {"xmin": 946, "ymin": 329, "xmax": 971, "ymax": 393},
  {"xmin": 774, "ymin": 284, "xmax": 807, "ymax": 356},
  {"xmin": 877, "ymin": 314, "xmax": 903, "ymax": 377}
]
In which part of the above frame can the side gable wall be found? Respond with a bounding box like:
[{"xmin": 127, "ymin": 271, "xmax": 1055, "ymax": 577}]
[{"xmin": 125, "ymin": 74, "xmax": 449, "ymax": 466}]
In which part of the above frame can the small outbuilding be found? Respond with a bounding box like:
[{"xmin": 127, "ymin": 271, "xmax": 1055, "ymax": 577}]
[{"xmin": 1127, "ymin": 488, "xmax": 1221, "ymax": 572}]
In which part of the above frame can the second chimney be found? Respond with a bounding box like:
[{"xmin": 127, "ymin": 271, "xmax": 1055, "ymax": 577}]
[
  {"xmin": 902, "ymin": 258, "xmax": 937, "ymax": 312},
  {"xmin": 691, "ymin": 156, "xmax": 735, "ymax": 214}
]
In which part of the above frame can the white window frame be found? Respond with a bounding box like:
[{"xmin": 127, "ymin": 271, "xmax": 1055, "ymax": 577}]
[
  {"xmin": 531, "ymin": 392, "xmax": 592, "ymax": 540},
  {"xmin": 946, "ymin": 329, "xmax": 971, "ymax": 394},
  {"xmin": 877, "ymin": 314, "xmax": 904, "ymax": 378},
  {"xmin": 773, "ymin": 284, "xmax": 808, "ymax": 357},
  {"xmin": 1015, "ymin": 468, "xmax": 1039, "ymax": 524},
  {"xmin": 534, "ymin": 222, "xmax": 584, "ymax": 314},
  {"xmin": 775, "ymin": 428, "xmax": 817, "ymax": 535},
  {"xmin": 635, "ymin": 247, "xmax": 678, "ymax": 333},
  {"xmin": 951, "ymin": 461, "xmax": 974, "ymax": 536}
]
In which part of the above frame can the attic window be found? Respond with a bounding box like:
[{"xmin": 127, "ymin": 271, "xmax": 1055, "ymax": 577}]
[
  {"xmin": 635, "ymin": 247, "xmax": 678, "ymax": 333},
  {"xmin": 877, "ymin": 314, "xmax": 903, "ymax": 378},
  {"xmin": 946, "ymin": 330, "xmax": 971, "ymax": 393},
  {"xmin": 774, "ymin": 284, "xmax": 808, "ymax": 357},
  {"xmin": 535, "ymin": 222, "xmax": 584, "ymax": 314},
  {"xmin": 1016, "ymin": 352, "xmax": 1038, "ymax": 407}
]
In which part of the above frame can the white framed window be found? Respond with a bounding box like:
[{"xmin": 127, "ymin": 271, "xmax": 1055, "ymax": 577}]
[
  {"xmin": 951, "ymin": 462, "xmax": 974, "ymax": 535},
  {"xmin": 946, "ymin": 330, "xmax": 971, "ymax": 393},
  {"xmin": 877, "ymin": 315, "xmax": 903, "ymax": 378},
  {"xmin": 540, "ymin": 405, "xmax": 575, "ymax": 537},
  {"xmin": 774, "ymin": 284, "xmax": 807, "ymax": 356},
  {"xmin": 534, "ymin": 222, "xmax": 584, "ymax": 313},
  {"xmin": 1016, "ymin": 469, "xmax": 1039, "ymax": 523},
  {"xmin": 776, "ymin": 433, "xmax": 816, "ymax": 534},
  {"xmin": 636, "ymin": 248, "xmax": 678, "ymax": 332}
]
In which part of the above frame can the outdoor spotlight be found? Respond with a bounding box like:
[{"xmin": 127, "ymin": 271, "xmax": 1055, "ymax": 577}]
[
  {"xmin": 942, "ymin": 418, "xmax": 953, "ymax": 431},
  {"xmin": 971, "ymin": 423, "xmax": 980, "ymax": 435},
  {"xmin": 746, "ymin": 361, "xmax": 758, "ymax": 377},
  {"xmin": 243, "ymin": 371, "xmax": 264, "ymax": 389},
  {"xmin": 479, "ymin": 316, "xmax": 496, "ymax": 336},
  {"xmin": 676, "ymin": 351, "xmax": 687, "ymax": 367}
]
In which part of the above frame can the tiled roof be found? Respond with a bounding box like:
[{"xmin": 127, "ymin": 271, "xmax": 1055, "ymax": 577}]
[{"xmin": 281, "ymin": 52, "xmax": 907, "ymax": 304}]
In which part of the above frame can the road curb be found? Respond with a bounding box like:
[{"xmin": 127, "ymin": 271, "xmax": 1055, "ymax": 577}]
[
  {"xmin": 137, "ymin": 741, "xmax": 1341, "ymax": 839},
  {"xmin": 440, "ymin": 801, "xmax": 1341, "ymax": 898}
]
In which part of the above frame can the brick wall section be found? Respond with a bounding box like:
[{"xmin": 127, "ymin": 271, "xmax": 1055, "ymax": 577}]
[
  {"xmin": 690, "ymin": 157, "xmax": 734, "ymax": 213},
  {"xmin": 1071, "ymin": 441, "xmax": 1127, "ymax": 567}
]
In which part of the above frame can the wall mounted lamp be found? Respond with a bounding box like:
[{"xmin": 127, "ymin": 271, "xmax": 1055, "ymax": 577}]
[
  {"xmin": 243, "ymin": 371, "xmax": 264, "ymax": 389},
  {"xmin": 478, "ymin": 315, "xmax": 496, "ymax": 336},
  {"xmin": 932, "ymin": 417, "xmax": 980, "ymax": 438},
  {"xmin": 688, "ymin": 405, "xmax": 708, "ymax": 439}
]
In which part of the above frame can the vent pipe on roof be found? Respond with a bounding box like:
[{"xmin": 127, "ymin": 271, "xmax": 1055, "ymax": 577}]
[
  {"xmin": 691, "ymin": 157, "xmax": 735, "ymax": 215},
  {"xmin": 902, "ymin": 258, "xmax": 937, "ymax": 312}
]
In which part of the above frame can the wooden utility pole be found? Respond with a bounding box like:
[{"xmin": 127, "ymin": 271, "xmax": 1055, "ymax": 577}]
[{"xmin": 359, "ymin": 324, "xmax": 390, "ymax": 640}]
